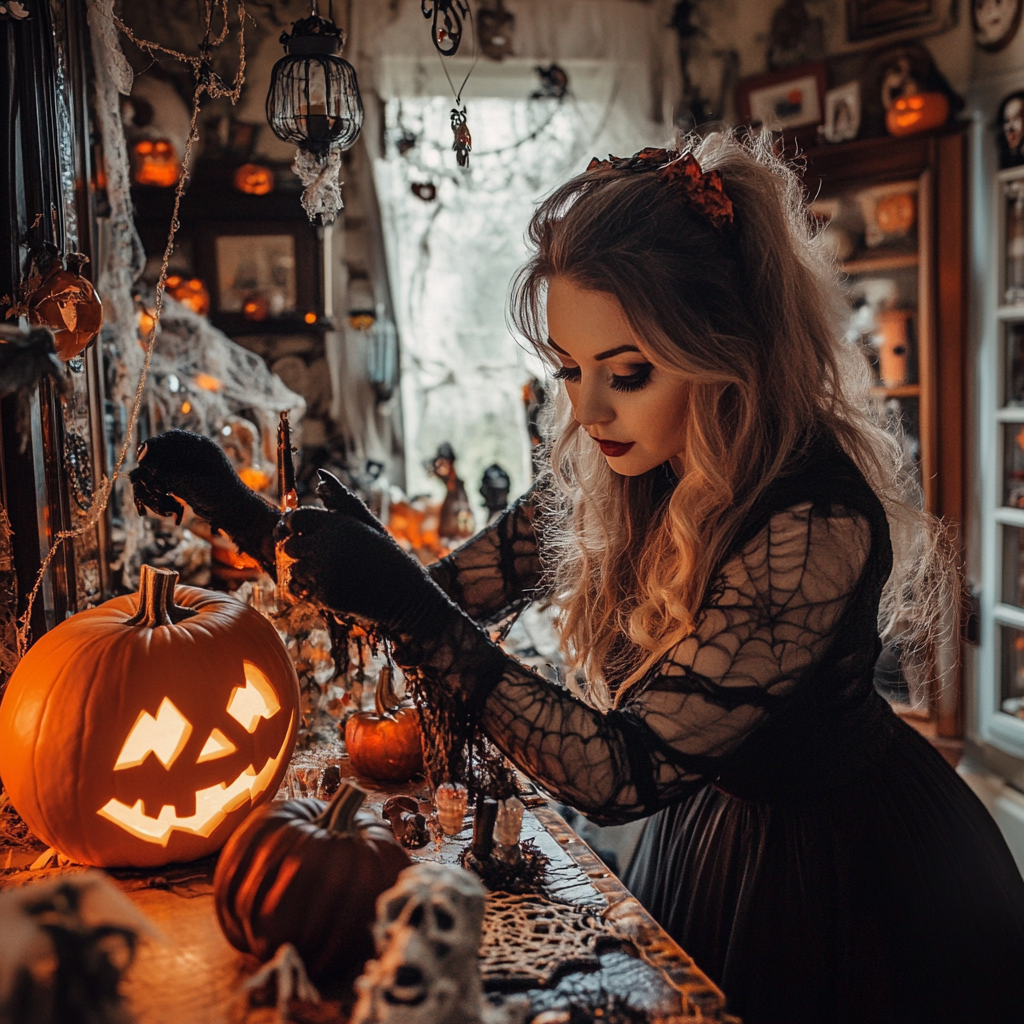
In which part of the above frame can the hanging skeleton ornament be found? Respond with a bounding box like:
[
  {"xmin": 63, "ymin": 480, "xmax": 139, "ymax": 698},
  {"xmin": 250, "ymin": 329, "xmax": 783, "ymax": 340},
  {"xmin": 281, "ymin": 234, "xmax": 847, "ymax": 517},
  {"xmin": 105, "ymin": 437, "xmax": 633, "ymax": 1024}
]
[
  {"xmin": 351, "ymin": 862, "xmax": 528, "ymax": 1024},
  {"xmin": 451, "ymin": 107, "xmax": 472, "ymax": 168}
]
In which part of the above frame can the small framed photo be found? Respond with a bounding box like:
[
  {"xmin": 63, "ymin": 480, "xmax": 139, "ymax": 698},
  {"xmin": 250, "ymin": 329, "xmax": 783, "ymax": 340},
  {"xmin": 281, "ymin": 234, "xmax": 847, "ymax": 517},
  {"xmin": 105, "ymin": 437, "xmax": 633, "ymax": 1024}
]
[
  {"xmin": 999, "ymin": 91, "xmax": 1024, "ymax": 169},
  {"xmin": 736, "ymin": 63, "xmax": 827, "ymax": 135},
  {"xmin": 192, "ymin": 224, "xmax": 318, "ymax": 323},
  {"xmin": 823, "ymin": 81, "xmax": 862, "ymax": 143}
]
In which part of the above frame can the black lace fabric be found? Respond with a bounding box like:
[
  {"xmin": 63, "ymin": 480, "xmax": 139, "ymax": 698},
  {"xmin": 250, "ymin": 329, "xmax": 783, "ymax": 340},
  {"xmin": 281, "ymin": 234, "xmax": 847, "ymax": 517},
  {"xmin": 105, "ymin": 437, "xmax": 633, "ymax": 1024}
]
[
  {"xmin": 417, "ymin": 491, "xmax": 873, "ymax": 826},
  {"xmin": 427, "ymin": 485, "xmax": 547, "ymax": 626}
]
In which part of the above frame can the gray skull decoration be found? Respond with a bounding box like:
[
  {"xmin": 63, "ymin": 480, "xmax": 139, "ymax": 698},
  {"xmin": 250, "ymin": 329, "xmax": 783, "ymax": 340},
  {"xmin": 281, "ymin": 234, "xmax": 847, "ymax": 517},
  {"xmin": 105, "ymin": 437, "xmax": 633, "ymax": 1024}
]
[{"xmin": 351, "ymin": 862, "xmax": 527, "ymax": 1024}]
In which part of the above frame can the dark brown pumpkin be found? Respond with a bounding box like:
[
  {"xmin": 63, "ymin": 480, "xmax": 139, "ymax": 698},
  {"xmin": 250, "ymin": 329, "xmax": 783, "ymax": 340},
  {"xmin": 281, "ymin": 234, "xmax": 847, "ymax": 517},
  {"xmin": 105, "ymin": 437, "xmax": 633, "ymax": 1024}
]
[{"xmin": 213, "ymin": 783, "xmax": 409, "ymax": 979}]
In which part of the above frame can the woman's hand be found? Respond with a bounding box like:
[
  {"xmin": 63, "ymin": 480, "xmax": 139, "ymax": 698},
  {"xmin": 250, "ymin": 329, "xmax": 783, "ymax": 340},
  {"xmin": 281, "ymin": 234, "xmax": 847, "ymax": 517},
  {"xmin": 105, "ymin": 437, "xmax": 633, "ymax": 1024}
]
[
  {"xmin": 274, "ymin": 483, "xmax": 446, "ymax": 636},
  {"xmin": 129, "ymin": 429, "xmax": 278, "ymax": 570}
]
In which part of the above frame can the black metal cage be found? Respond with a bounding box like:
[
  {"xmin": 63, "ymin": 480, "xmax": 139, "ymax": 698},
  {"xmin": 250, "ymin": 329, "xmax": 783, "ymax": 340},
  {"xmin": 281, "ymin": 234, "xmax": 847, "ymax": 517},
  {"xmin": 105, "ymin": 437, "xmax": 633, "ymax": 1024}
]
[{"xmin": 266, "ymin": 51, "xmax": 363, "ymax": 156}]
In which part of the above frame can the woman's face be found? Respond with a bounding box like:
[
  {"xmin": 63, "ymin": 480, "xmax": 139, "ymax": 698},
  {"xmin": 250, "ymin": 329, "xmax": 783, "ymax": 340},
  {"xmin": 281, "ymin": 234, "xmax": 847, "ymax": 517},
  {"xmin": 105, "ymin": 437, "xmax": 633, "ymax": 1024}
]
[{"xmin": 545, "ymin": 276, "xmax": 691, "ymax": 477}]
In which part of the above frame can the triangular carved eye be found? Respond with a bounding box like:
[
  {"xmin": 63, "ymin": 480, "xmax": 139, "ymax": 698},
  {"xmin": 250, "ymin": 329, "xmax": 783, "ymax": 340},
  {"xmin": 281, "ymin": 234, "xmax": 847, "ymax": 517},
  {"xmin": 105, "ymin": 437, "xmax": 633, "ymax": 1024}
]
[
  {"xmin": 196, "ymin": 728, "xmax": 237, "ymax": 763},
  {"xmin": 114, "ymin": 698, "xmax": 193, "ymax": 771},
  {"xmin": 226, "ymin": 662, "xmax": 281, "ymax": 734}
]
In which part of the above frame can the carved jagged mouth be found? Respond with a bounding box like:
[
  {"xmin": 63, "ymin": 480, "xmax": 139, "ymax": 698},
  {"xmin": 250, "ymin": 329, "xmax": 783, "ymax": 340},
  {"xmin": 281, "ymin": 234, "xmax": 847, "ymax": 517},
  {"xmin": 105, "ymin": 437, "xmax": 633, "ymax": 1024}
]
[{"xmin": 96, "ymin": 713, "xmax": 294, "ymax": 845}]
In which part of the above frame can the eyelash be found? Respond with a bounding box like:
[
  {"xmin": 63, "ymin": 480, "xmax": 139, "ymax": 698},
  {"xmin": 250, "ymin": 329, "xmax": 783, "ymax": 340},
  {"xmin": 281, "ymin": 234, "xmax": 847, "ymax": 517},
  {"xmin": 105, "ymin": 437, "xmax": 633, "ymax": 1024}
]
[{"xmin": 552, "ymin": 364, "xmax": 653, "ymax": 393}]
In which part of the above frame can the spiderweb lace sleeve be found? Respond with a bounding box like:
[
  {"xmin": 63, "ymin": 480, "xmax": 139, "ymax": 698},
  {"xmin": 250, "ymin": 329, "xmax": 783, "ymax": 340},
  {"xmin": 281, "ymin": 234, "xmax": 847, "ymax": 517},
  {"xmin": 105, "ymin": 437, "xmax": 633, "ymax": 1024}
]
[
  {"xmin": 426, "ymin": 486, "xmax": 546, "ymax": 626},
  {"xmin": 454, "ymin": 502, "xmax": 872, "ymax": 825}
]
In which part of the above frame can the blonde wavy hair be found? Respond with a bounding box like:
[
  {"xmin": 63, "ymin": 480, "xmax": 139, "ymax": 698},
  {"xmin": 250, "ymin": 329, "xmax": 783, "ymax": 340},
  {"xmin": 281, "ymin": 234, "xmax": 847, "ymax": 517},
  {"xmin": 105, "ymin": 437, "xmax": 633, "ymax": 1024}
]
[{"xmin": 510, "ymin": 130, "xmax": 957, "ymax": 710}]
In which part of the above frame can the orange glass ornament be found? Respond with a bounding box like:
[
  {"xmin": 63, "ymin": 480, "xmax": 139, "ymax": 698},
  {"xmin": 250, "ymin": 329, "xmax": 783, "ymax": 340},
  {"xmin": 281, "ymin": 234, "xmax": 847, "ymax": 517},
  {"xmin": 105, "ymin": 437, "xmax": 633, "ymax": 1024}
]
[{"xmin": 27, "ymin": 253, "xmax": 104, "ymax": 361}]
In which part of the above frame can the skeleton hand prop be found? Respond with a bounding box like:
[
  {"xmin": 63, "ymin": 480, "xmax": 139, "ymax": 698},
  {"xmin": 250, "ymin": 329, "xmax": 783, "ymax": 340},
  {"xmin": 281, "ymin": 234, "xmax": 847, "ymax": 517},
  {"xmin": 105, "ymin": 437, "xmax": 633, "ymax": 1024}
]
[{"xmin": 242, "ymin": 942, "xmax": 321, "ymax": 1020}]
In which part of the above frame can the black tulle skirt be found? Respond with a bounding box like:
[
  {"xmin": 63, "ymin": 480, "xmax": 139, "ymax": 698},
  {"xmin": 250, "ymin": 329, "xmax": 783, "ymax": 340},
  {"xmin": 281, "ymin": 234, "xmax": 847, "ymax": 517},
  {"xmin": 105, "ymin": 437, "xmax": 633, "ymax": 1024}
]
[{"xmin": 625, "ymin": 717, "xmax": 1024, "ymax": 1024}]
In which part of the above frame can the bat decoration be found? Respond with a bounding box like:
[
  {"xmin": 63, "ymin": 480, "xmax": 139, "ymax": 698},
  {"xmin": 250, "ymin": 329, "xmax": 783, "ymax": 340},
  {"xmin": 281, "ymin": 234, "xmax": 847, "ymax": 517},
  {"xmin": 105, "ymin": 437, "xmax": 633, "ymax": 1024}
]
[
  {"xmin": 451, "ymin": 106, "xmax": 472, "ymax": 168},
  {"xmin": 421, "ymin": 0, "xmax": 470, "ymax": 57}
]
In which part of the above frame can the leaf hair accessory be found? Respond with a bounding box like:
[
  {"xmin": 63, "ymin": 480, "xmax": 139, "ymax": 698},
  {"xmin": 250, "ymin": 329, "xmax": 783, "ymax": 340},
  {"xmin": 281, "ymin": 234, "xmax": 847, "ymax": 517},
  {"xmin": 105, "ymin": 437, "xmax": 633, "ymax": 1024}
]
[{"xmin": 586, "ymin": 148, "xmax": 735, "ymax": 230}]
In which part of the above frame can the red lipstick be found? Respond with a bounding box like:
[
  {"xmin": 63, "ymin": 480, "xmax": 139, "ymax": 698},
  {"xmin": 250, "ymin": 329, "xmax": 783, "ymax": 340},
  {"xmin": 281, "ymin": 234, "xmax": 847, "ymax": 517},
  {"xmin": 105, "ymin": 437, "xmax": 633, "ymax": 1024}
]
[{"xmin": 594, "ymin": 438, "xmax": 635, "ymax": 458}]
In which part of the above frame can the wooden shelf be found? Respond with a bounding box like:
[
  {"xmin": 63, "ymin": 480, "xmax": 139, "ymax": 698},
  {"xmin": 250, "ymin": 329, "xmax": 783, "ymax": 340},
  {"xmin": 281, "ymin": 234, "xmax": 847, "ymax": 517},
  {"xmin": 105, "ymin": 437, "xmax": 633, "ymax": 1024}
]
[
  {"xmin": 841, "ymin": 253, "xmax": 919, "ymax": 274},
  {"xmin": 870, "ymin": 383, "xmax": 921, "ymax": 398}
]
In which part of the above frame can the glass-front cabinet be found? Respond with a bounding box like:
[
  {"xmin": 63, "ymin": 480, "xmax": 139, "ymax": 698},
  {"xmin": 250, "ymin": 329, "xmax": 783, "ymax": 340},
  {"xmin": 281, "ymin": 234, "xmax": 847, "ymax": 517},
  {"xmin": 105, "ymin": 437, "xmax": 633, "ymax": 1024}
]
[
  {"xmin": 985, "ymin": 166, "xmax": 1024, "ymax": 754},
  {"xmin": 802, "ymin": 126, "xmax": 968, "ymax": 761}
]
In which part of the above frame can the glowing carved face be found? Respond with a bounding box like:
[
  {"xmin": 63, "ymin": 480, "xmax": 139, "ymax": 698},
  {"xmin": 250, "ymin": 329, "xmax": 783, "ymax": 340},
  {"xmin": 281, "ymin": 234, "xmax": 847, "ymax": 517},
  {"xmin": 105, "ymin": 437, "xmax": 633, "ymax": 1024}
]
[{"xmin": 97, "ymin": 662, "xmax": 293, "ymax": 846}]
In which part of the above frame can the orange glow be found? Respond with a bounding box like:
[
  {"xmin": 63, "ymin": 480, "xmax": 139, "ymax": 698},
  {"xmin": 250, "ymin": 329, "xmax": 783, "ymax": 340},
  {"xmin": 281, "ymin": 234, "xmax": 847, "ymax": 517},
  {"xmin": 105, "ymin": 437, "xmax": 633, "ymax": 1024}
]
[
  {"xmin": 348, "ymin": 312, "xmax": 376, "ymax": 331},
  {"xmin": 304, "ymin": 311, "xmax": 317, "ymax": 324},
  {"xmin": 166, "ymin": 275, "xmax": 211, "ymax": 317},
  {"xmin": 242, "ymin": 294, "xmax": 270, "ymax": 321},
  {"xmin": 233, "ymin": 163, "xmax": 274, "ymax": 195},
  {"xmin": 194, "ymin": 373, "xmax": 222, "ymax": 392},
  {"xmin": 133, "ymin": 139, "xmax": 181, "ymax": 187},
  {"xmin": 238, "ymin": 467, "xmax": 271, "ymax": 491},
  {"xmin": 180, "ymin": 400, "xmax": 192, "ymax": 415}
]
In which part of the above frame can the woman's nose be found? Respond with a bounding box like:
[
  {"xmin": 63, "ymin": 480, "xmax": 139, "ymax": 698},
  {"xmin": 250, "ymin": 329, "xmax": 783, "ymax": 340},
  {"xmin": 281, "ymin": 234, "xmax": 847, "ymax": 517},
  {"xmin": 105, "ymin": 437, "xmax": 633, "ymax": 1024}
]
[{"xmin": 572, "ymin": 378, "xmax": 613, "ymax": 428}]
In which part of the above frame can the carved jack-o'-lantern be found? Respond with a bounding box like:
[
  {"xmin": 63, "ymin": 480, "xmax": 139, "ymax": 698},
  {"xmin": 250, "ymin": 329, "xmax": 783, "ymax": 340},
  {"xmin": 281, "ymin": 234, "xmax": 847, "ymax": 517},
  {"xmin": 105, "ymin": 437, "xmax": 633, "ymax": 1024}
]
[
  {"xmin": 233, "ymin": 163, "xmax": 274, "ymax": 195},
  {"xmin": 885, "ymin": 91, "xmax": 949, "ymax": 137},
  {"xmin": 132, "ymin": 139, "xmax": 181, "ymax": 187},
  {"xmin": 0, "ymin": 565, "xmax": 299, "ymax": 868}
]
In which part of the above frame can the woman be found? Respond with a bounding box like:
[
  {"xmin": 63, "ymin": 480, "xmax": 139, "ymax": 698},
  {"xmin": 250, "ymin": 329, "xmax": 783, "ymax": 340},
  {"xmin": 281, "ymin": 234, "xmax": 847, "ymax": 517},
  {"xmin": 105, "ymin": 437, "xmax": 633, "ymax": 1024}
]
[{"xmin": 131, "ymin": 133, "xmax": 1024, "ymax": 1023}]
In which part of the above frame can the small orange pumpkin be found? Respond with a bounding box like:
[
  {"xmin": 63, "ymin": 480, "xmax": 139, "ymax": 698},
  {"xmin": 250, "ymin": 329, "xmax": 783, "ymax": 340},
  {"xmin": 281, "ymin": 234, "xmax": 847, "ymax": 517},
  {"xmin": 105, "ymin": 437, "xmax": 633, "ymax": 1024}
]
[
  {"xmin": 344, "ymin": 666, "xmax": 424, "ymax": 783},
  {"xmin": 27, "ymin": 252, "xmax": 103, "ymax": 362},
  {"xmin": 885, "ymin": 91, "xmax": 949, "ymax": 137},
  {"xmin": 132, "ymin": 139, "xmax": 181, "ymax": 187},
  {"xmin": 233, "ymin": 163, "xmax": 274, "ymax": 195},
  {"xmin": 0, "ymin": 565, "xmax": 299, "ymax": 867}
]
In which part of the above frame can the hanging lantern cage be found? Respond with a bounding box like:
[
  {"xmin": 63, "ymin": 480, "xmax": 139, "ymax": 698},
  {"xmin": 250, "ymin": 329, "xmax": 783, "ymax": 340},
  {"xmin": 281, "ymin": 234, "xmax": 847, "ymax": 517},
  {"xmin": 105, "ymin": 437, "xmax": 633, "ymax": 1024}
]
[{"xmin": 266, "ymin": 9, "xmax": 364, "ymax": 157}]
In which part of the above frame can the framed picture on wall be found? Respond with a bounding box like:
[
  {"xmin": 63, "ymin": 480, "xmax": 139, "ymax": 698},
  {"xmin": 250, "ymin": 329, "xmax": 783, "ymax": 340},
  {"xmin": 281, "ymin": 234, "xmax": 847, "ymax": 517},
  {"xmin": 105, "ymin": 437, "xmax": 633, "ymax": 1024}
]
[
  {"xmin": 736, "ymin": 63, "xmax": 827, "ymax": 136},
  {"xmin": 191, "ymin": 223, "xmax": 319, "ymax": 326},
  {"xmin": 846, "ymin": 0, "xmax": 957, "ymax": 42}
]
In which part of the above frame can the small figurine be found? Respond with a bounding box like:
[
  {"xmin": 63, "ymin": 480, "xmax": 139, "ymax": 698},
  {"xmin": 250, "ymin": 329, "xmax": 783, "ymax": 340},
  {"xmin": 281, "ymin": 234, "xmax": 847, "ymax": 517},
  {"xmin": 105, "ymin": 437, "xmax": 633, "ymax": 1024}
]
[
  {"xmin": 450, "ymin": 107, "xmax": 472, "ymax": 168},
  {"xmin": 0, "ymin": 871, "xmax": 158, "ymax": 1024},
  {"xmin": 351, "ymin": 862, "xmax": 528, "ymax": 1024}
]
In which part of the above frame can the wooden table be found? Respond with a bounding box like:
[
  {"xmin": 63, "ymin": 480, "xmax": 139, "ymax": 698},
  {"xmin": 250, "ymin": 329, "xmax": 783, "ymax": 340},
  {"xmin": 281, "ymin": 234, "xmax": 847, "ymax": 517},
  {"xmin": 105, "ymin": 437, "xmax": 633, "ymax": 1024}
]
[{"xmin": 0, "ymin": 740, "xmax": 736, "ymax": 1024}]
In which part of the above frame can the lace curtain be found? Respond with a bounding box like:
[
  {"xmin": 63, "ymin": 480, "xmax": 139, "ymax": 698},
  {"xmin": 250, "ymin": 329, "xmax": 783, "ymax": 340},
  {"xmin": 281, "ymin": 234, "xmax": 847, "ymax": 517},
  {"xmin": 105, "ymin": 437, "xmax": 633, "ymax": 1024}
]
[{"xmin": 351, "ymin": 0, "xmax": 677, "ymax": 514}]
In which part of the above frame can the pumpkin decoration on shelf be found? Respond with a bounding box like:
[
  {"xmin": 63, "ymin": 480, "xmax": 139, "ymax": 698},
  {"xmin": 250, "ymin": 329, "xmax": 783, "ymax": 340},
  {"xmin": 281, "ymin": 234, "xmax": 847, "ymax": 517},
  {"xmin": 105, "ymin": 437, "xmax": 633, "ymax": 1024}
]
[
  {"xmin": 0, "ymin": 565, "xmax": 299, "ymax": 868},
  {"xmin": 345, "ymin": 666, "xmax": 424, "ymax": 783},
  {"xmin": 214, "ymin": 782, "xmax": 410, "ymax": 980},
  {"xmin": 132, "ymin": 138, "xmax": 181, "ymax": 187},
  {"xmin": 26, "ymin": 250, "xmax": 103, "ymax": 362},
  {"xmin": 885, "ymin": 91, "xmax": 949, "ymax": 137},
  {"xmin": 233, "ymin": 162, "xmax": 275, "ymax": 195}
]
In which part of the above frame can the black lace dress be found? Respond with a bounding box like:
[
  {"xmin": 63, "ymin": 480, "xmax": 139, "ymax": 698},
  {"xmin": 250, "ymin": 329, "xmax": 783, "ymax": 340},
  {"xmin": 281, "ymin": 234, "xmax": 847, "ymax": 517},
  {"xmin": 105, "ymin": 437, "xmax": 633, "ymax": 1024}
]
[{"xmin": 424, "ymin": 434, "xmax": 1024, "ymax": 1024}]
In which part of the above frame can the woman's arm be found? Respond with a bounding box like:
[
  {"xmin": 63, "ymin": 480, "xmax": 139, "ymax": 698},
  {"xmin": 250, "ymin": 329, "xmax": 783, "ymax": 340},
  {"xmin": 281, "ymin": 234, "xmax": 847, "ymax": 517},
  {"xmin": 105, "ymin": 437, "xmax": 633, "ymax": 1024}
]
[
  {"xmin": 408, "ymin": 502, "xmax": 873, "ymax": 825},
  {"xmin": 426, "ymin": 484, "xmax": 547, "ymax": 625}
]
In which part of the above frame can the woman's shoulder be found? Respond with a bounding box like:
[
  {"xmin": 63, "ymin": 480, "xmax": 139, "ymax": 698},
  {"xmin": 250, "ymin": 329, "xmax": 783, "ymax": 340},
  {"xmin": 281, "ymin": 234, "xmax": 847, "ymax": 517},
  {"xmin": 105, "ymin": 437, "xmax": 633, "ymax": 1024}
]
[{"xmin": 734, "ymin": 429, "xmax": 888, "ymax": 551}]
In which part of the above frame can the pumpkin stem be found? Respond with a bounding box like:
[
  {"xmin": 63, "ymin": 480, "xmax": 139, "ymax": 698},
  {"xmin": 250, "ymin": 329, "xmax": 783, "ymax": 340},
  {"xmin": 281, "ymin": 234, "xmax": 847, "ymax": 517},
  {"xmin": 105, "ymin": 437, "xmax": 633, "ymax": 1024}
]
[
  {"xmin": 315, "ymin": 782, "xmax": 367, "ymax": 834},
  {"xmin": 374, "ymin": 664, "xmax": 402, "ymax": 718},
  {"xmin": 124, "ymin": 564, "xmax": 196, "ymax": 628}
]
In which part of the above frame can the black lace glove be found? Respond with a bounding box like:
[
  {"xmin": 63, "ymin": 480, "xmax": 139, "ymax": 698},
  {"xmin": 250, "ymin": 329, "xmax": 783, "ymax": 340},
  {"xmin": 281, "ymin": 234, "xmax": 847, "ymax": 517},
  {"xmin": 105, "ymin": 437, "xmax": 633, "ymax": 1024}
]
[
  {"xmin": 129, "ymin": 429, "xmax": 279, "ymax": 575},
  {"xmin": 275, "ymin": 471, "xmax": 508, "ymax": 697}
]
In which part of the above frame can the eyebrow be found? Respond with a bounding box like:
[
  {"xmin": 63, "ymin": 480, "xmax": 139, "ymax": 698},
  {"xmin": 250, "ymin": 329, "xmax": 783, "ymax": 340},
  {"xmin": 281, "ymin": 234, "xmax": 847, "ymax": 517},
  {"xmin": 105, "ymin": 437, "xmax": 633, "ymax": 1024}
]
[{"xmin": 546, "ymin": 337, "xmax": 642, "ymax": 361}]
